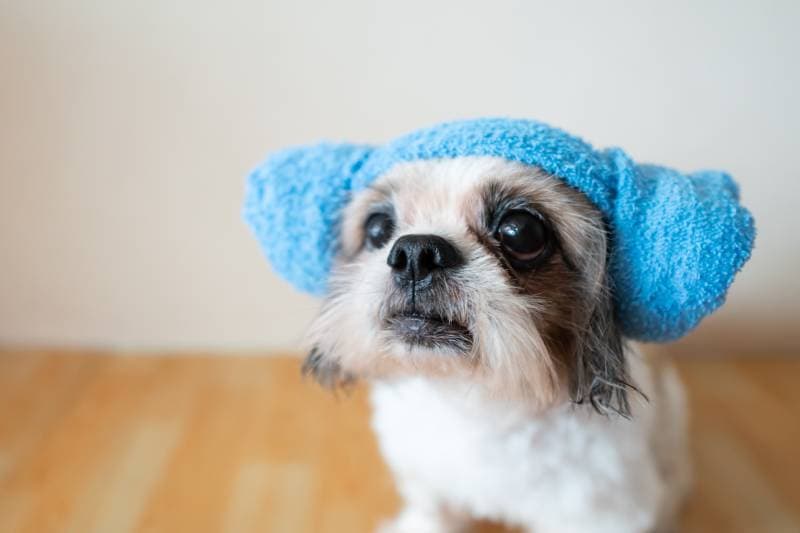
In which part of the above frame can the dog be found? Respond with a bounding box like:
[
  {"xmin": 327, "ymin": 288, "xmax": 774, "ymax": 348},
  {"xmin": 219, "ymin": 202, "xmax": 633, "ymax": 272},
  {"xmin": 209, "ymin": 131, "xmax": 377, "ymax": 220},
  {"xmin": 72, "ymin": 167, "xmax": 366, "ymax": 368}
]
[
  {"xmin": 245, "ymin": 118, "xmax": 753, "ymax": 532},
  {"xmin": 302, "ymin": 157, "xmax": 691, "ymax": 533}
]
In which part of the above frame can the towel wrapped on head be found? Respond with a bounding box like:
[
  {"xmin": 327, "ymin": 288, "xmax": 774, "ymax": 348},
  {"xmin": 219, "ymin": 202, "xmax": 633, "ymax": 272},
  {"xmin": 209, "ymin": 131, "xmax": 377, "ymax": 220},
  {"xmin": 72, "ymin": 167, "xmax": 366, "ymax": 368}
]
[{"xmin": 243, "ymin": 118, "xmax": 755, "ymax": 342}]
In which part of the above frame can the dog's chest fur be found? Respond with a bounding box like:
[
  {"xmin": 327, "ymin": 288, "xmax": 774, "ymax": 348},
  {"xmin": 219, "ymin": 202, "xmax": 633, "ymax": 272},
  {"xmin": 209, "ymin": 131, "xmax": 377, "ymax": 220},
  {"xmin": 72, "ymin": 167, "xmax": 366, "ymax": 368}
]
[{"xmin": 370, "ymin": 351, "xmax": 689, "ymax": 533}]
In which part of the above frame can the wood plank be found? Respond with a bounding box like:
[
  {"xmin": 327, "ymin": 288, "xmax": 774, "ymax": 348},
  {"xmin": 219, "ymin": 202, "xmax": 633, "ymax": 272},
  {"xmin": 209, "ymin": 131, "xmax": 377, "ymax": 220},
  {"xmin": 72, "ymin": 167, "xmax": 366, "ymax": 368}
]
[{"xmin": 0, "ymin": 350, "xmax": 797, "ymax": 532}]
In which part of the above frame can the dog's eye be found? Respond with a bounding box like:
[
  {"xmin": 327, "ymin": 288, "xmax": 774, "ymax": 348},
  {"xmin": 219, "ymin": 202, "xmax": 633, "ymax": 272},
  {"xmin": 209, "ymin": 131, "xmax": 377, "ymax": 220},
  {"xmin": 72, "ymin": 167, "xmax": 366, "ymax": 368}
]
[
  {"xmin": 496, "ymin": 210, "xmax": 550, "ymax": 266},
  {"xmin": 365, "ymin": 212, "xmax": 395, "ymax": 249}
]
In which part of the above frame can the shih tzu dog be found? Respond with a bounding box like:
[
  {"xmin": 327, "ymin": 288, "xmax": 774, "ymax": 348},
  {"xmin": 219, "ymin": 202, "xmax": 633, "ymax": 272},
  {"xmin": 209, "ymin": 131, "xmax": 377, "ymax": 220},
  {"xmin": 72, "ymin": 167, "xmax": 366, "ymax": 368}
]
[{"xmin": 244, "ymin": 119, "xmax": 755, "ymax": 533}]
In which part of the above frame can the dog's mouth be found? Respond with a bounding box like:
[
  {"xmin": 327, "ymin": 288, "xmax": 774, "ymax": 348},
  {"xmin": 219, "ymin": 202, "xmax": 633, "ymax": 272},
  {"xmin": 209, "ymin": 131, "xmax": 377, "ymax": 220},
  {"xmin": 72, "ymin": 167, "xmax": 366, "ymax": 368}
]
[{"xmin": 384, "ymin": 312, "xmax": 473, "ymax": 352}]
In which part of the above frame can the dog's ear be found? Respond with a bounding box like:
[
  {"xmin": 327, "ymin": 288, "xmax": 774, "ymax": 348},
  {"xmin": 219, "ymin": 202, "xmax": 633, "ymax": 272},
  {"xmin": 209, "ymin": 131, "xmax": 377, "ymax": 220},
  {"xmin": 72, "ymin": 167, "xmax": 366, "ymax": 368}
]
[{"xmin": 570, "ymin": 279, "xmax": 636, "ymax": 417}]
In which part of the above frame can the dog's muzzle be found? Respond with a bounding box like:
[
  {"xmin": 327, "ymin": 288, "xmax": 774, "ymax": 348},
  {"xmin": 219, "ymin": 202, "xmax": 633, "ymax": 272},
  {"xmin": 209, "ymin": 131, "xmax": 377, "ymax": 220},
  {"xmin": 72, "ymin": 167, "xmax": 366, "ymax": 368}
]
[{"xmin": 383, "ymin": 234, "xmax": 471, "ymax": 351}]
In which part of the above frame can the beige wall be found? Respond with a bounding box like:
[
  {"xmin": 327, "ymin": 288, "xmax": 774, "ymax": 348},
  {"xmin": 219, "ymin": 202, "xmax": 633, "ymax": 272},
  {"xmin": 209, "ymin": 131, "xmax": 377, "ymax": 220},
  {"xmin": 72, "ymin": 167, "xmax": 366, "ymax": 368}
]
[{"xmin": 1, "ymin": 1, "xmax": 798, "ymax": 350}]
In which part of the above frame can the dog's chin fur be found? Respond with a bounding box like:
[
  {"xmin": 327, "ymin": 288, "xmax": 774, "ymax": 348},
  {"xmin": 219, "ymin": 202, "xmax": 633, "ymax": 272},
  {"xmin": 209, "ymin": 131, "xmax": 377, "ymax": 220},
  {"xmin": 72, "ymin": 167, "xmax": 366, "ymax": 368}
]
[{"xmin": 303, "ymin": 157, "xmax": 690, "ymax": 532}]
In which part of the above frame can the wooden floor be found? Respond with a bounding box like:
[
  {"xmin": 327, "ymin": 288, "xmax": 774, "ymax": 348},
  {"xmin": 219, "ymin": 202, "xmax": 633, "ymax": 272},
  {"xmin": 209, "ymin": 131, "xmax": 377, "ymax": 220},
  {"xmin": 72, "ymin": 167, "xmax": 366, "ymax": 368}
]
[{"xmin": 0, "ymin": 350, "xmax": 798, "ymax": 533}]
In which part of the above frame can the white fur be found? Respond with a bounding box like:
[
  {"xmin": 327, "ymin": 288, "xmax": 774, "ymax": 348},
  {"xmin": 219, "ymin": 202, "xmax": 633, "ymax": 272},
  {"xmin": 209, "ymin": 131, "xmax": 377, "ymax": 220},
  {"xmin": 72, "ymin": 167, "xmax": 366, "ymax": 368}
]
[{"xmin": 371, "ymin": 349, "xmax": 690, "ymax": 533}]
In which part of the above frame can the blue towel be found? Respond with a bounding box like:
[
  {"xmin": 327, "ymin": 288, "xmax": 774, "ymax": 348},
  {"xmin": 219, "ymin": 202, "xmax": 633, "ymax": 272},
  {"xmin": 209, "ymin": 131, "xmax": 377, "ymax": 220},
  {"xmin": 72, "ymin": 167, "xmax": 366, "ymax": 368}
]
[{"xmin": 244, "ymin": 118, "xmax": 755, "ymax": 342}]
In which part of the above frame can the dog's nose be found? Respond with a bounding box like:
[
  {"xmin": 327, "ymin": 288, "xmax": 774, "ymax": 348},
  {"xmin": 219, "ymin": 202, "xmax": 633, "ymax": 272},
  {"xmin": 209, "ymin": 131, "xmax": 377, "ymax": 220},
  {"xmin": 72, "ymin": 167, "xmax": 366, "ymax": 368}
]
[{"xmin": 387, "ymin": 234, "xmax": 463, "ymax": 287}]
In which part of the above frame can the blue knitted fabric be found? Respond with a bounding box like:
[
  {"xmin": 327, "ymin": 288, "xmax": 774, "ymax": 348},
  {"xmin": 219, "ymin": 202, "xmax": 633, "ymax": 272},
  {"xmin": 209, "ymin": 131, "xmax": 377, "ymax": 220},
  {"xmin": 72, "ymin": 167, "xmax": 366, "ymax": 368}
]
[{"xmin": 244, "ymin": 118, "xmax": 755, "ymax": 342}]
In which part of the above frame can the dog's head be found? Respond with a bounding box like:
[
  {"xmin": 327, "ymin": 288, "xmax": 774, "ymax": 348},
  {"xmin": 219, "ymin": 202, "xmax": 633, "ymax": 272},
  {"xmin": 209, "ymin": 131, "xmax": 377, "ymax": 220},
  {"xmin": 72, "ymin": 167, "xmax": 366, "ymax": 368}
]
[
  {"xmin": 305, "ymin": 157, "xmax": 630, "ymax": 414},
  {"xmin": 245, "ymin": 119, "xmax": 754, "ymax": 417}
]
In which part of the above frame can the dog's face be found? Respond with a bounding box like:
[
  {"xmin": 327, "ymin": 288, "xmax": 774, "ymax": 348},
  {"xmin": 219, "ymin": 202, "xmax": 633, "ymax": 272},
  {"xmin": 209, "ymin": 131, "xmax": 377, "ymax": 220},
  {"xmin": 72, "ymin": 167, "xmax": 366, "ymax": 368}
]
[{"xmin": 305, "ymin": 157, "xmax": 631, "ymax": 414}]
